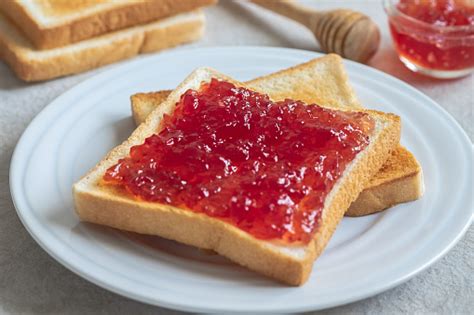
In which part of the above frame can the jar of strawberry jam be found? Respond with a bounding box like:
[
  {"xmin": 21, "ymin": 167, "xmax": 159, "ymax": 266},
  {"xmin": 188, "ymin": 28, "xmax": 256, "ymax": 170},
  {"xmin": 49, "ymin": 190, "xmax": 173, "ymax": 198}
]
[{"xmin": 384, "ymin": 0, "xmax": 474, "ymax": 78}]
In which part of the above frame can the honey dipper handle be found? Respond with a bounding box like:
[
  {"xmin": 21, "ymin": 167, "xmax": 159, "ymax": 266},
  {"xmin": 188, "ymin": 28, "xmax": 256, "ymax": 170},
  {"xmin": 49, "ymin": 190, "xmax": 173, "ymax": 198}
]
[{"xmin": 250, "ymin": 0, "xmax": 321, "ymax": 29}]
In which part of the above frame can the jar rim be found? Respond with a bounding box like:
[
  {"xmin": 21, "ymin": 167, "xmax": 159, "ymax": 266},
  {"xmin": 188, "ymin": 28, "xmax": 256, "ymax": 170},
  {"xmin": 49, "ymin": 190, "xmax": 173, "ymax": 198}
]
[{"xmin": 383, "ymin": 0, "xmax": 474, "ymax": 33}]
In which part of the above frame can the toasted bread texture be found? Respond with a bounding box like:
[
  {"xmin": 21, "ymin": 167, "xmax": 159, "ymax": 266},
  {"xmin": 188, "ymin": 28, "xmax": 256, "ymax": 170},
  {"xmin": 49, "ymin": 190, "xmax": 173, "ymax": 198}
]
[
  {"xmin": 0, "ymin": 11, "xmax": 205, "ymax": 82},
  {"xmin": 0, "ymin": 0, "xmax": 216, "ymax": 49},
  {"xmin": 347, "ymin": 147, "xmax": 424, "ymax": 216},
  {"xmin": 130, "ymin": 55, "xmax": 423, "ymax": 216},
  {"xmin": 74, "ymin": 67, "xmax": 401, "ymax": 285}
]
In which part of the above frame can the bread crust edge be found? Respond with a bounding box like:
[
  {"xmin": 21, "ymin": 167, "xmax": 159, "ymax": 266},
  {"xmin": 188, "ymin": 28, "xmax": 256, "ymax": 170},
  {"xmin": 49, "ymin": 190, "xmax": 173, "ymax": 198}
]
[
  {"xmin": 0, "ymin": 0, "xmax": 215, "ymax": 49},
  {"xmin": 0, "ymin": 12, "xmax": 205, "ymax": 81}
]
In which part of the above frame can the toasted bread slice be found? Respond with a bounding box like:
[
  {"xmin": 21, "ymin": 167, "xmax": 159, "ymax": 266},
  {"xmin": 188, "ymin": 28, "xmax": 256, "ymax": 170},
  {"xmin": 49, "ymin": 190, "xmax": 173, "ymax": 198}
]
[
  {"xmin": 74, "ymin": 67, "xmax": 401, "ymax": 285},
  {"xmin": 130, "ymin": 55, "xmax": 423, "ymax": 216},
  {"xmin": 347, "ymin": 147, "xmax": 424, "ymax": 215},
  {"xmin": 0, "ymin": 11, "xmax": 205, "ymax": 82},
  {"xmin": 0, "ymin": 0, "xmax": 216, "ymax": 49}
]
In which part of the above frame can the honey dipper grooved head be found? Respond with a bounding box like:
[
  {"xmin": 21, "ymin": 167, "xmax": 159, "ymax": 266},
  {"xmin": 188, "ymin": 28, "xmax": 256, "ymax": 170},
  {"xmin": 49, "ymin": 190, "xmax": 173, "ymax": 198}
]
[
  {"xmin": 312, "ymin": 11, "xmax": 380, "ymax": 63},
  {"xmin": 340, "ymin": 17, "xmax": 381, "ymax": 63},
  {"xmin": 250, "ymin": 0, "xmax": 380, "ymax": 63}
]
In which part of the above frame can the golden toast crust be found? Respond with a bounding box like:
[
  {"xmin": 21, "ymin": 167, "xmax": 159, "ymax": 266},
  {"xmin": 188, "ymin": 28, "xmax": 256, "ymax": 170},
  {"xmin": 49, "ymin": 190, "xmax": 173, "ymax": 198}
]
[
  {"xmin": 0, "ymin": 0, "xmax": 216, "ymax": 49},
  {"xmin": 0, "ymin": 11, "xmax": 205, "ymax": 81}
]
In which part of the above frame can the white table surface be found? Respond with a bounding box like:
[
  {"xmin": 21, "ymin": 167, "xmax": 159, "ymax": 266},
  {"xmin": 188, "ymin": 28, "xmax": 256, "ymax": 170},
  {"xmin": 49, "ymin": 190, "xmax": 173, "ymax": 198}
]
[{"xmin": 0, "ymin": 1, "xmax": 472, "ymax": 314}]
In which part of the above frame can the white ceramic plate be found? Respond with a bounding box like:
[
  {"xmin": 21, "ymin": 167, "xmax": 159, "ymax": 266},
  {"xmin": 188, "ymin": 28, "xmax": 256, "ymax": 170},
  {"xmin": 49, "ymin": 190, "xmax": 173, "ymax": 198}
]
[{"xmin": 10, "ymin": 47, "xmax": 473, "ymax": 313}]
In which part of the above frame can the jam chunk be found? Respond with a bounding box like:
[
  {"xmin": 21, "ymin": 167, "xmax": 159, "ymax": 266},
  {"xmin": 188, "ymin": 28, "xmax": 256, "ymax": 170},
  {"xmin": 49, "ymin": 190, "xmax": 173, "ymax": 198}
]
[
  {"xmin": 398, "ymin": 0, "xmax": 474, "ymax": 26},
  {"xmin": 104, "ymin": 79, "xmax": 374, "ymax": 243}
]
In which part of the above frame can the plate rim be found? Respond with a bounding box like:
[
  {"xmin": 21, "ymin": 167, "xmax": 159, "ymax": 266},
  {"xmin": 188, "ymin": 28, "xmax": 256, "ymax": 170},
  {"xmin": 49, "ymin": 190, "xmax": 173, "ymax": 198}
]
[{"xmin": 9, "ymin": 46, "xmax": 474, "ymax": 313}]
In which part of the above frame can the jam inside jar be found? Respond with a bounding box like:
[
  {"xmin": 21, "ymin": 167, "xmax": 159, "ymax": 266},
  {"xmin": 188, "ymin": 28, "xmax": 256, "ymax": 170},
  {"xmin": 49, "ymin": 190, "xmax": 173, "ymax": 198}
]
[{"xmin": 385, "ymin": 0, "xmax": 474, "ymax": 78}]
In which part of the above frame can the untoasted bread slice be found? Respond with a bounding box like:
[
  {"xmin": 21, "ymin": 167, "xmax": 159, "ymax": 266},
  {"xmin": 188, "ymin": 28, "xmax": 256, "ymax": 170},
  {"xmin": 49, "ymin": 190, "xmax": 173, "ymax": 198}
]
[
  {"xmin": 74, "ymin": 67, "xmax": 401, "ymax": 285},
  {"xmin": 0, "ymin": 11, "xmax": 205, "ymax": 82},
  {"xmin": 130, "ymin": 55, "xmax": 423, "ymax": 216},
  {"xmin": 0, "ymin": 0, "xmax": 216, "ymax": 49}
]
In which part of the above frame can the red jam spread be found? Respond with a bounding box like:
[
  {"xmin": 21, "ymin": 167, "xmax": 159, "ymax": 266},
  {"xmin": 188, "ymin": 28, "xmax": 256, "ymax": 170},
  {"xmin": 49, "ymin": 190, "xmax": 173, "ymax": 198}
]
[
  {"xmin": 389, "ymin": 0, "xmax": 474, "ymax": 71},
  {"xmin": 103, "ymin": 79, "xmax": 374, "ymax": 244}
]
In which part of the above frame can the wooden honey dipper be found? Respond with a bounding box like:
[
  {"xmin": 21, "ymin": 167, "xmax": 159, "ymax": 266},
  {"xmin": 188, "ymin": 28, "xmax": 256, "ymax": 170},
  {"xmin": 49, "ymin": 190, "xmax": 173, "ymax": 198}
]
[{"xmin": 251, "ymin": 0, "xmax": 380, "ymax": 63}]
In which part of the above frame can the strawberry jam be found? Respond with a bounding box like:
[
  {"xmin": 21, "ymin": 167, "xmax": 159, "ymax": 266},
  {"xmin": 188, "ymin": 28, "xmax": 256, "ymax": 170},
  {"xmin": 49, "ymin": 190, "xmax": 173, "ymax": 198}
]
[
  {"xmin": 388, "ymin": 0, "xmax": 474, "ymax": 72},
  {"xmin": 104, "ymin": 79, "xmax": 374, "ymax": 244}
]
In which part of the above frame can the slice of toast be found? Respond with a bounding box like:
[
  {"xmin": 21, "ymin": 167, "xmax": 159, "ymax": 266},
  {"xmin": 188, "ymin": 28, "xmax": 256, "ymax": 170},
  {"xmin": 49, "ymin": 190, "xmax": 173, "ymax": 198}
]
[
  {"xmin": 130, "ymin": 55, "xmax": 424, "ymax": 216},
  {"xmin": 0, "ymin": 0, "xmax": 216, "ymax": 49},
  {"xmin": 73, "ymin": 67, "xmax": 401, "ymax": 285},
  {"xmin": 0, "ymin": 11, "xmax": 205, "ymax": 82}
]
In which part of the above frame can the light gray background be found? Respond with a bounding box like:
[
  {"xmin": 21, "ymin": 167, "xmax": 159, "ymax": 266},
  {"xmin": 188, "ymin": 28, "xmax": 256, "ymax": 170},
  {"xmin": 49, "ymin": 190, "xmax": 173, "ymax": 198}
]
[{"xmin": 0, "ymin": 1, "xmax": 472, "ymax": 314}]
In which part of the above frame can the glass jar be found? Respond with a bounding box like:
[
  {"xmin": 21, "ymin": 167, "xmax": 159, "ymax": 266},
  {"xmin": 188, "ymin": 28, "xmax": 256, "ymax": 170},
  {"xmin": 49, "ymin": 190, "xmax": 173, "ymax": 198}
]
[{"xmin": 384, "ymin": 0, "xmax": 474, "ymax": 79}]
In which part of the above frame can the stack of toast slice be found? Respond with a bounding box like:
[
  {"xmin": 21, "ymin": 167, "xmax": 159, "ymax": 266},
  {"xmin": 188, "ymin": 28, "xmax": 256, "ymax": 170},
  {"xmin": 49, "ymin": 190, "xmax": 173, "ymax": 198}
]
[
  {"xmin": 130, "ymin": 55, "xmax": 424, "ymax": 216},
  {"xmin": 0, "ymin": 0, "xmax": 216, "ymax": 81},
  {"xmin": 73, "ymin": 56, "xmax": 409, "ymax": 285}
]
